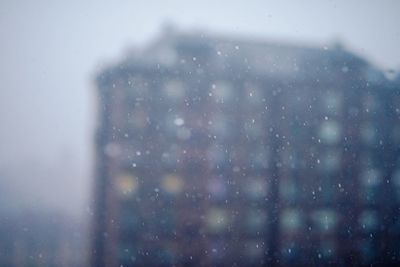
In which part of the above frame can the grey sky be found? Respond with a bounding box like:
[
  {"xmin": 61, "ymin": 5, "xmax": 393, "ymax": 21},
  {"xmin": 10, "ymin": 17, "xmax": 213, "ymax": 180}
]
[{"xmin": 0, "ymin": 0, "xmax": 399, "ymax": 215}]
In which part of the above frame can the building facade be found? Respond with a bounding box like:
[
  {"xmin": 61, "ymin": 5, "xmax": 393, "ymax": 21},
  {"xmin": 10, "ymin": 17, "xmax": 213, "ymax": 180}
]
[{"xmin": 92, "ymin": 29, "xmax": 400, "ymax": 266}]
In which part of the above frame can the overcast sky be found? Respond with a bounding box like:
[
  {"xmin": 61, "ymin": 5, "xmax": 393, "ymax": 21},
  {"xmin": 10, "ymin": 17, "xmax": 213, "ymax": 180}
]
[{"xmin": 0, "ymin": 0, "xmax": 399, "ymax": 216}]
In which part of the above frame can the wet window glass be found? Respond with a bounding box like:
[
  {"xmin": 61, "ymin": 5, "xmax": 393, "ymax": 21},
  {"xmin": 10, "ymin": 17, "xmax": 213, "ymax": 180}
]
[{"xmin": 1, "ymin": 1, "xmax": 399, "ymax": 267}]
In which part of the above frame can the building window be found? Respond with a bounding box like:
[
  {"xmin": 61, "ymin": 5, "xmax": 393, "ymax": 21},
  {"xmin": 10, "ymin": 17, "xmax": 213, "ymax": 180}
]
[
  {"xmin": 392, "ymin": 126, "xmax": 400, "ymax": 144},
  {"xmin": 127, "ymin": 75, "xmax": 148, "ymax": 97},
  {"xmin": 210, "ymin": 81, "xmax": 233, "ymax": 103},
  {"xmin": 128, "ymin": 107, "xmax": 148, "ymax": 130},
  {"xmin": 207, "ymin": 144, "xmax": 227, "ymax": 167},
  {"xmin": 250, "ymin": 148, "xmax": 269, "ymax": 169},
  {"xmin": 311, "ymin": 209, "xmax": 338, "ymax": 233},
  {"xmin": 360, "ymin": 122, "xmax": 378, "ymax": 145},
  {"xmin": 393, "ymin": 170, "xmax": 400, "ymax": 199},
  {"xmin": 158, "ymin": 212, "xmax": 177, "ymax": 233},
  {"xmin": 360, "ymin": 169, "xmax": 381, "ymax": 188},
  {"xmin": 208, "ymin": 114, "xmax": 230, "ymax": 139},
  {"xmin": 115, "ymin": 173, "xmax": 139, "ymax": 198},
  {"xmin": 243, "ymin": 119, "xmax": 263, "ymax": 139},
  {"xmin": 242, "ymin": 240, "xmax": 265, "ymax": 260},
  {"xmin": 163, "ymin": 80, "xmax": 185, "ymax": 100},
  {"xmin": 119, "ymin": 212, "xmax": 139, "ymax": 233},
  {"xmin": 280, "ymin": 209, "xmax": 303, "ymax": 233},
  {"xmin": 245, "ymin": 209, "xmax": 267, "ymax": 233},
  {"xmin": 322, "ymin": 90, "xmax": 342, "ymax": 115},
  {"xmin": 156, "ymin": 246, "xmax": 177, "ymax": 265},
  {"xmin": 118, "ymin": 244, "xmax": 138, "ymax": 266},
  {"xmin": 361, "ymin": 187, "xmax": 379, "ymax": 204},
  {"xmin": 243, "ymin": 177, "xmax": 268, "ymax": 200},
  {"xmin": 208, "ymin": 240, "xmax": 227, "ymax": 262},
  {"xmin": 359, "ymin": 210, "xmax": 378, "ymax": 232},
  {"xmin": 206, "ymin": 208, "xmax": 229, "ymax": 233},
  {"xmin": 358, "ymin": 239, "xmax": 376, "ymax": 263},
  {"xmin": 174, "ymin": 126, "xmax": 191, "ymax": 141},
  {"xmin": 280, "ymin": 240, "xmax": 298, "ymax": 261},
  {"xmin": 161, "ymin": 174, "xmax": 184, "ymax": 195},
  {"xmin": 244, "ymin": 83, "xmax": 264, "ymax": 106},
  {"xmin": 207, "ymin": 177, "xmax": 227, "ymax": 200},
  {"xmin": 165, "ymin": 113, "xmax": 186, "ymax": 138},
  {"xmin": 280, "ymin": 179, "xmax": 297, "ymax": 203},
  {"xmin": 319, "ymin": 240, "xmax": 335, "ymax": 258},
  {"xmin": 362, "ymin": 94, "xmax": 379, "ymax": 114},
  {"xmin": 104, "ymin": 142, "xmax": 122, "ymax": 158},
  {"xmin": 318, "ymin": 121, "xmax": 341, "ymax": 144},
  {"xmin": 318, "ymin": 150, "xmax": 341, "ymax": 173},
  {"xmin": 161, "ymin": 144, "xmax": 181, "ymax": 167}
]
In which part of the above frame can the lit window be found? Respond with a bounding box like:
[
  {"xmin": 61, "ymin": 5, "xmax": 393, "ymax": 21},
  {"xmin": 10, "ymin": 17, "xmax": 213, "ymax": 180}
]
[
  {"xmin": 115, "ymin": 173, "xmax": 139, "ymax": 197},
  {"xmin": 161, "ymin": 174, "xmax": 184, "ymax": 195},
  {"xmin": 318, "ymin": 121, "xmax": 341, "ymax": 144},
  {"xmin": 281, "ymin": 209, "xmax": 303, "ymax": 233},
  {"xmin": 206, "ymin": 208, "xmax": 229, "ymax": 233},
  {"xmin": 360, "ymin": 169, "xmax": 381, "ymax": 187},
  {"xmin": 311, "ymin": 209, "xmax": 338, "ymax": 233}
]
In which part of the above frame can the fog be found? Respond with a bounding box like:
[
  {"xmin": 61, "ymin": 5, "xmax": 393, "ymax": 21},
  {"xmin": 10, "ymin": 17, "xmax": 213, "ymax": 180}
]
[
  {"xmin": 0, "ymin": 0, "xmax": 398, "ymax": 216},
  {"xmin": 0, "ymin": 3, "xmax": 400, "ymax": 266}
]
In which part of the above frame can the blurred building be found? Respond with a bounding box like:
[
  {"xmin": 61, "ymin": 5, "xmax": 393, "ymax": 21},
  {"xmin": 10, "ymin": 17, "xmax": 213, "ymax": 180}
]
[
  {"xmin": 0, "ymin": 211, "xmax": 86, "ymax": 267},
  {"xmin": 92, "ymin": 29, "xmax": 400, "ymax": 266}
]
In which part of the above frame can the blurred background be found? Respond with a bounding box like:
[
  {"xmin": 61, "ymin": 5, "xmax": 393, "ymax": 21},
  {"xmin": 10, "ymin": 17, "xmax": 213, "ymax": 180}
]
[{"xmin": 0, "ymin": 0, "xmax": 400, "ymax": 266}]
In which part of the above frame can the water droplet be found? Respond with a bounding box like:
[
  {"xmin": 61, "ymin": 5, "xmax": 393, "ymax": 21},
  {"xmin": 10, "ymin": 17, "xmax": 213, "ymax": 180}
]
[{"xmin": 174, "ymin": 118, "xmax": 184, "ymax": 126}]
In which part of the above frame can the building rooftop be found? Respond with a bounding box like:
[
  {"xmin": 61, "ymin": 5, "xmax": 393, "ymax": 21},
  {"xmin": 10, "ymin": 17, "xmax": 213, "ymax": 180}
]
[{"xmin": 101, "ymin": 27, "xmax": 388, "ymax": 84}]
